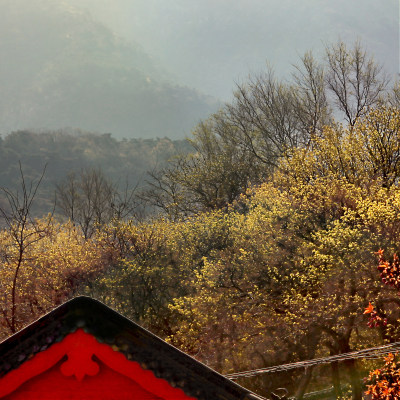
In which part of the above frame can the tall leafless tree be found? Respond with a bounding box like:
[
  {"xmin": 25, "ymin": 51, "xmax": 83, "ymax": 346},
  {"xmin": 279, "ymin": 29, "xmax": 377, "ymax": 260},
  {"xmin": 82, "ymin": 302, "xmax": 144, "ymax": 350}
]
[
  {"xmin": 325, "ymin": 40, "xmax": 389, "ymax": 127},
  {"xmin": 0, "ymin": 163, "xmax": 51, "ymax": 333},
  {"xmin": 56, "ymin": 168, "xmax": 139, "ymax": 238}
]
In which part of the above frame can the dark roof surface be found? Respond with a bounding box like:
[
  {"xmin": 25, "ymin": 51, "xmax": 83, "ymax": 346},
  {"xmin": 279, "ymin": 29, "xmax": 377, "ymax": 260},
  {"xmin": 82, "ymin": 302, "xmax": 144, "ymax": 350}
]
[{"xmin": 0, "ymin": 296, "xmax": 263, "ymax": 400}]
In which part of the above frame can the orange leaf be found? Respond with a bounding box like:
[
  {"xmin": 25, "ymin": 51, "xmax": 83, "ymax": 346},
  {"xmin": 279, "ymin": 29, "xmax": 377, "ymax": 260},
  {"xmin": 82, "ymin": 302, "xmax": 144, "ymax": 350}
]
[{"xmin": 364, "ymin": 302, "xmax": 374, "ymax": 314}]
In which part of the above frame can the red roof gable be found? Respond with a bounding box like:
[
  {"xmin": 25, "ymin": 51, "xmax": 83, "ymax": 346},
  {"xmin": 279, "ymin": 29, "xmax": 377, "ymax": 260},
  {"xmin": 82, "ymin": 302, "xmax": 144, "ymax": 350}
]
[
  {"xmin": 0, "ymin": 329, "xmax": 194, "ymax": 399},
  {"xmin": 0, "ymin": 297, "xmax": 263, "ymax": 400}
]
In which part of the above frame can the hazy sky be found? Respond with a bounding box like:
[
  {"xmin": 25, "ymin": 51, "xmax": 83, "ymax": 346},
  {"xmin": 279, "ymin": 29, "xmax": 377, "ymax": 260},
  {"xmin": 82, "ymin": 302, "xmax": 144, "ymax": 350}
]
[{"xmin": 68, "ymin": 0, "xmax": 399, "ymax": 100}]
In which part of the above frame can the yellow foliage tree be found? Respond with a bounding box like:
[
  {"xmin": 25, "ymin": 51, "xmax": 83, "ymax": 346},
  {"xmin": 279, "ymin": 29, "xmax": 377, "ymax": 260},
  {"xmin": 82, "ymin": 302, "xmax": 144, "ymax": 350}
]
[{"xmin": 0, "ymin": 218, "xmax": 108, "ymax": 338}]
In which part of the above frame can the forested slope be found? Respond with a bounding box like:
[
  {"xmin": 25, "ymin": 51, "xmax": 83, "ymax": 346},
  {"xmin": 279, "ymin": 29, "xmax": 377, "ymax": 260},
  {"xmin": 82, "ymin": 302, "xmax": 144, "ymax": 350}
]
[{"xmin": 0, "ymin": 129, "xmax": 190, "ymax": 215}]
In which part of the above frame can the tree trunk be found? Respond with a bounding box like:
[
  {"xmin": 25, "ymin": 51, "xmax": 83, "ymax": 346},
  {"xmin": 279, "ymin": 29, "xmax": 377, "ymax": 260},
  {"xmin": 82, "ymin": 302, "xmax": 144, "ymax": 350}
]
[
  {"xmin": 330, "ymin": 360, "xmax": 342, "ymax": 399},
  {"xmin": 345, "ymin": 358, "xmax": 362, "ymax": 400},
  {"xmin": 294, "ymin": 367, "xmax": 313, "ymax": 399}
]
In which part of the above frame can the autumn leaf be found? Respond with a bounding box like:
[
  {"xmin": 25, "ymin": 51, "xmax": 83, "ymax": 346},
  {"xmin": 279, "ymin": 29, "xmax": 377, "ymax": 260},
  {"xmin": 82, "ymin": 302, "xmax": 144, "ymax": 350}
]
[{"xmin": 364, "ymin": 302, "xmax": 374, "ymax": 314}]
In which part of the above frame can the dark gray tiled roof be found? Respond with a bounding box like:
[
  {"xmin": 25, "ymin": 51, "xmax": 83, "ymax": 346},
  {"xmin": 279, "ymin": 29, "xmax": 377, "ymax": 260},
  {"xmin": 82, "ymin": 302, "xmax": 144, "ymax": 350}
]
[{"xmin": 0, "ymin": 296, "xmax": 264, "ymax": 400}]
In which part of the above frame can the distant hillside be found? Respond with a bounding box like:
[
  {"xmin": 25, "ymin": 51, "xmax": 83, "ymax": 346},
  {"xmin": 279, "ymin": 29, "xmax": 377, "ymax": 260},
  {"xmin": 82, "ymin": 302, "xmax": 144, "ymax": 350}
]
[
  {"xmin": 0, "ymin": 0, "xmax": 218, "ymax": 139},
  {"xmin": 0, "ymin": 129, "xmax": 192, "ymax": 216},
  {"xmin": 76, "ymin": 0, "xmax": 399, "ymax": 100}
]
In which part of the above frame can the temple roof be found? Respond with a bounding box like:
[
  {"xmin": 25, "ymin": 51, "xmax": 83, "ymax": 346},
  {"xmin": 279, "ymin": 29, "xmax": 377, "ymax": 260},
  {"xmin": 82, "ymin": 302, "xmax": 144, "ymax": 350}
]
[{"xmin": 0, "ymin": 296, "xmax": 263, "ymax": 400}]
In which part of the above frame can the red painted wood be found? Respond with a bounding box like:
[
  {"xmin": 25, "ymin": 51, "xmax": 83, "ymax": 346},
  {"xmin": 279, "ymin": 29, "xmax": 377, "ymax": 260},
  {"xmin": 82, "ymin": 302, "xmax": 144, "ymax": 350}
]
[
  {"xmin": 2, "ymin": 359, "xmax": 163, "ymax": 400},
  {"xmin": 0, "ymin": 329, "xmax": 197, "ymax": 400}
]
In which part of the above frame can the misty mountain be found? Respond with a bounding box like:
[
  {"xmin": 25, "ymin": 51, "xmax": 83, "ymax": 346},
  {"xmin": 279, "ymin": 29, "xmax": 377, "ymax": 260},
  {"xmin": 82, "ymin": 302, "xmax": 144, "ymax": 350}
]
[
  {"xmin": 0, "ymin": 1, "xmax": 218, "ymax": 139},
  {"xmin": 1, "ymin": 0, "xmax": 397, "ymax": 139},
  {"xmin": 73, "ymin": 0, "xmax": 399, "ymax": 100}
]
